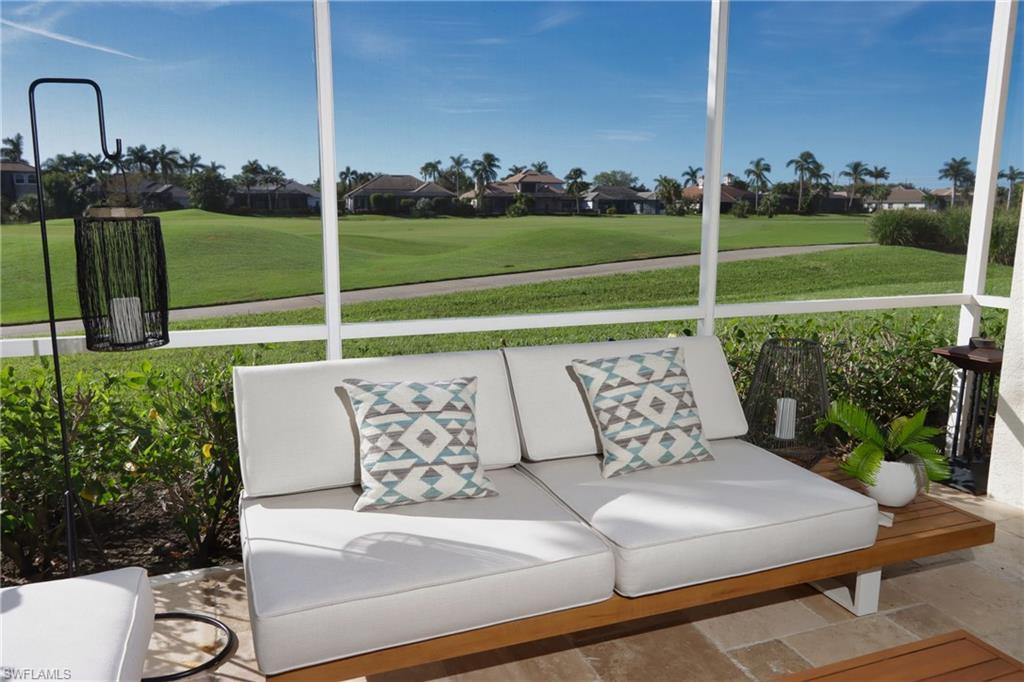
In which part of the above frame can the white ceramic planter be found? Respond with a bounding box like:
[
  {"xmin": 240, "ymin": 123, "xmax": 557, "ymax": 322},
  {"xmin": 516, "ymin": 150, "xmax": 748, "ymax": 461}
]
[{"xmin": 865, "ymin": 459, "xmax": 925, "ymax": 507}]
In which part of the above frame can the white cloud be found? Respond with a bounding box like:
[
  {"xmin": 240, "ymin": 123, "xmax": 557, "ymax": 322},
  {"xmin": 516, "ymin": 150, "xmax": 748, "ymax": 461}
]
[
  {"xmin": 469, "ymin": 37, "xmax": 509, "ymax": 46},
  {"xmin": 1, "ymin": 17, "xmax": 146, "ymax": 60},
  {"xmin": 532, "ymin": 6, "xmax": 580, "ymax": 34}
]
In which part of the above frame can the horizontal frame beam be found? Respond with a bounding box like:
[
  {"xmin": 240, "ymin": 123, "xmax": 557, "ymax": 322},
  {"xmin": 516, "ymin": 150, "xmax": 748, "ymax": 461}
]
[{"xmin": 2, "ymin": 292, "xmax": 1003, "ymax": 359}]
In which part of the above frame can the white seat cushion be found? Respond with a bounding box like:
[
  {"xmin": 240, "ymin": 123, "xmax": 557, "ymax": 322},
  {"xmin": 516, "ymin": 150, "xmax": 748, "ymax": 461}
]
[
  {"xmin": 523, "ymin": 439, "xmax": 878, "ymax": 597},
  {"xmin": 240, "ymin": 468, "xmax": 615, "ymax": 674},
  {"xmin": 504, "ymin": 336, "xmax": 747, "ymax": 461},
  {"xmin": 1, "ymin": 567, "xmax": 154, "ymax": 681}
]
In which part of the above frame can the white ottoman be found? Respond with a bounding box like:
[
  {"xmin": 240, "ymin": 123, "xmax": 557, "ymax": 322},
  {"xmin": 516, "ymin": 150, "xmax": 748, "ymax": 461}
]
[{"xmin": 1, "ymin": 567, "xmax": 154, "ymax": 681}]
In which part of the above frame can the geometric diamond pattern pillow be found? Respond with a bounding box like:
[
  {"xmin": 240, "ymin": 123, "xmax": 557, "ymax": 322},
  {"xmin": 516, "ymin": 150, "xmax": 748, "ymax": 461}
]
[
  {"xmin": 570, "ymin": 347, "xmax": 714, "ymax": 478},
  {"xmin": 340, "ymin": 376, "xmax": 498, "ymax": 511}
]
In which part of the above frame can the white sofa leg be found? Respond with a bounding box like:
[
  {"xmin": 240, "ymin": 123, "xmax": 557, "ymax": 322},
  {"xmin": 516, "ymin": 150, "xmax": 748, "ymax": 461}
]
[{"xmin": 810, "ymin": 567, "xmax": 882, "ymax": 616}]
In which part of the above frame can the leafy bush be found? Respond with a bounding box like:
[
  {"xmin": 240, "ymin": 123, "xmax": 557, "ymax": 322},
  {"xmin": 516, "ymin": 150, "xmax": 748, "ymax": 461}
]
[
  {"xmin": 399, "ymin": 198, "xmax": 416, "ymax": 214},
  {"xmin": 871, "ymin": 207, "xmax": 1016, "ymax": 265},
  {"xmin": 412, "ymin": 197, "xmax": 435, "ymax": 218},
  {"xmin": 605, "ymin": 206, "xmax": 618, "ymax": 216},
  {"xmin": 990, "ymin": 210, "xmax": 1019, "ymax": 265},
  {"xmin": 732, "ymin": 199, "xmax": 750, "ymax": 218},
  {"xmin": 506, "ymin": 194, "xmax": 531, "ymax": 217},
  {"xmin": 1, "ymin": 363, "xmax": 144, "ymax": 578},
  {"xmin": 870, "ymin": 209, "xmax": 943, "ymax": 249}
]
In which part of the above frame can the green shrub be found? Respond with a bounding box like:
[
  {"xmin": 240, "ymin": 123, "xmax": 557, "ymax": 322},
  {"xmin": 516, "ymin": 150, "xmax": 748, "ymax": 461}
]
[
  {"xmin": 732, "ymin": 199, "xmax": 750, "ymax": 218},
  {"xmin": 605, "ymin": 206, "xmax": 618, "ymax": 216},
  {"xmin": 1, "ymin": 363, "xmax": 144, "ymax": 578},
  {"xmin": 990, "ymin": 210, "xmax": 1019, "ymax": 265},
  {"xmin": 399, "ymin": 198, "xmax": 416, "ymax": 214},
  {"xmin": 412, "ymin": 198, "xmax": 435, "ymax": 218},
  {"xmin": 870, "ymin": 209, "xmax": 943, "ymax": 248},
  {"xmin": 506, "ymin": 194, "xmax": 531, "ymax": 218},
  {"xmin": 872, "ymin": 207, "xmax": 1017, "ymax": 265}
]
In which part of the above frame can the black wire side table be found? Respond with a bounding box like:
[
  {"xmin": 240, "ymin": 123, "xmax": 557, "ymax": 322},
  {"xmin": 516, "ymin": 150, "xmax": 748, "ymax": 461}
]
[{"xmin": 933, "ymin": 338, "xmax": 1003, "ymax": 495}]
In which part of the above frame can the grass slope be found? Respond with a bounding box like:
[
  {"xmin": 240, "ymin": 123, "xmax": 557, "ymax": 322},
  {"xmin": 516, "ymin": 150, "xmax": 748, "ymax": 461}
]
[
  {"xmin": 1, "ymin": 210, "xmax": 870, "ymax": 324},
  {"xmin": 8, "ymin": 245, "xmax": 1009, "ymax": 375}
]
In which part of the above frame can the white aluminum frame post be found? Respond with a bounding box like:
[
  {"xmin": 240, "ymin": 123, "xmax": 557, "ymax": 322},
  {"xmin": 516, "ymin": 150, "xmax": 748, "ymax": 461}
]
[
  {"xmin": 313, "ymin": 0, "xmax": 342, "ymax": 360},
  {"xmin": 698, "ymin": 0, "xmax": 729, "ymax": 336}
]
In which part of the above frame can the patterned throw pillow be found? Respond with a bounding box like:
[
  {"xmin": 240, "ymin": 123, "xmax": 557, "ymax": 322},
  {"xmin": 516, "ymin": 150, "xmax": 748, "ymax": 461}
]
[
  {"xmin": 571, "ymin": 347, "xmax": 714, "ymax": 478},
  {"xmin": 341, "ymin": 376, "xmax": 498, "ymax": 511}
]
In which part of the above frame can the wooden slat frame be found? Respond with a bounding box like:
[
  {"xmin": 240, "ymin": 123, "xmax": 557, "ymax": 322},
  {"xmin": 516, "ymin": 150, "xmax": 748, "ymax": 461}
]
[{"xmin": 271, "ymin": 480, "xmax": 995, "ymax": 682}]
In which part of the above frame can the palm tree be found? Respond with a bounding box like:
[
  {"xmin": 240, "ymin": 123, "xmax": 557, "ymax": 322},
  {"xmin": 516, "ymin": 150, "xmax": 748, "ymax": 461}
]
[
  {"xmin": 202, "ymin": 160, "xmax": 226, "ymax": 174},
  {"xmin": 237, "ymin": 159, "xmax": 264, "ymax": 208},
  {"xmin": 338, "ymin": 166, "xmax": 357, "ymax": 193},
  {"xmin": 682, "ymin": 165, "xmax": 702, "ymax": 188},
  {"xmin": 744, "ymin": 158, "xmax": 772, "ymax": 211},
  {"xmin": 263, "ymin": 165, "xmax": 287, "ymax": 210},
  {"xmin": 998, "ymin": 166, "xmax": 1024, "ymax": 209},
  {"xmin": 181, "ymin": 153, "xmax": 203, "ymax": 176},
  {"xmin": 868, "ymin": 165, "xmax": 890, "ymax": 187},
  {"xmin": 126, "ymin": 145, "xmax": 151, "ymax": 174},
  {"xmin": 151, "ymin": 145, "xmax": 181, "ymax": 182},
  {"xmin": 470, "ymin": 152, "xmax": 501, "ymax": 213},
  {"xmin": 564, "ymin": 167, "xmax": 588, "ymax": 214},
  {"xmin": 507, "ymin": 164, "xmax": 527, "ymax": 176},
  {"xmin": 2, "ymin": 133, "xmax": 25, "ymax": 162},
  {"xmin": 840, "ymin": 161, "xmax": 869, "ymax": 211},
  {"xmin": 938, "ymin": 157, "xmax": 973, "ymax": 207},
  {"xmin": 420, "ymin": 160, "xmax": 442, "ymax": 182},
  {"xmin": 448, "ymin": 155, "xmax": 468, "ymax": 196},
  {"xmin": 655, "ymin": 175, "xmax": 682, "ymax": 208},
  {"xmin": 807, "ymin": 161, "xmax": 832, "ymax": 198},
  {"xmin": 786, "ymin": 151, "xmax": 818, "ymax": 209},
  {"xmin": 530, "ymin": 161, "xmax": 550, "ymax": 174}
]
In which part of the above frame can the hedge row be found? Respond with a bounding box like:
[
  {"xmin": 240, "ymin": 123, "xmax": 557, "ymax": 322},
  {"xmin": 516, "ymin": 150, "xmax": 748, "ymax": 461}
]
[{"xmin": 870, "ymin": 207, "xmax": 1018, "ymax": 265}]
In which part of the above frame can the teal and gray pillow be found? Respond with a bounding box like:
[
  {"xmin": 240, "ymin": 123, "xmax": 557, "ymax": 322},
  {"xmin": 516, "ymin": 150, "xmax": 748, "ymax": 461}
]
[
  {"xmin": 571, "ymin": 347, "xmax": 713, "ymax": 478},
  {"xmin": 341, "ymin": 376, "xmax": 497, "ymax": 511}
]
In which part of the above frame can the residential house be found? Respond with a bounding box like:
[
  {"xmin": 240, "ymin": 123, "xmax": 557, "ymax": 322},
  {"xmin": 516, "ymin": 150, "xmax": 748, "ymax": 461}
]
[
  {"xmin": 930, "ymin": 187, "xmax": 957, "ymax": 209},
  {"xmin": 460, "ymin": 169, "xmax": 574, "ymax": 214},
  {"xmin": 864, "ymin": 186, "xmax": 928, "ymax": 211},
  {"xmin": 344, "ymin": 175, "xmax": 453, "ymax": 213},
  {"xmin": 822, "ymin": 190, "xmax": 865, "ymax": 213},
  {"xmin": 583, "ymin": 185, "xmax": 654, "ymax": 214},
  {"xmin": 98, "ymin": 174, "xmax": 191, "ymax": 211},
  {"xmin": 637, "ymin": 191, "xmax": 664, "ymax": 214},
  {"xmin": 233, "ymin": 179, "xmax": 321, "ymax": 212},
  {"xmin": 681, "ymin": 182, "xmax": 756, "ymax": 214},
  {"xmin": 1, "ymin": 161, "xmax": 38, "ymax": 204}
]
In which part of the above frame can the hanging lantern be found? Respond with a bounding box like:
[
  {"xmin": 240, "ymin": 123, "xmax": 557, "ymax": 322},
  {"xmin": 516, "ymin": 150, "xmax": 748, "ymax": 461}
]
[
  {"xmin": 75, "ymin": 207, "xmax": 170, "ymax": 351},
  {"xmin": 743, "ymin": 338, "xmax": 831, "ymax": 468}
]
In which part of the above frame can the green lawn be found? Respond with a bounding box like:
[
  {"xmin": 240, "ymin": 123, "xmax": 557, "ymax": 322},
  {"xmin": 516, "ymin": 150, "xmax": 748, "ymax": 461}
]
[
  {"xmin": 0, "ymin": 209, "xmax": 871, "ymax": 324},
  {"xmin": 7, "ymin": 245, "xmax": 1009, "ymax": 376}
]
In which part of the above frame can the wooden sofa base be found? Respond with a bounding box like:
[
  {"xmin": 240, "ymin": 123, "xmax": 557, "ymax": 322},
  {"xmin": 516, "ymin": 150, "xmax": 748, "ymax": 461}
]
[{"xmin": 271, "ymin": 486, "xmax": 994, "ymax": 681}]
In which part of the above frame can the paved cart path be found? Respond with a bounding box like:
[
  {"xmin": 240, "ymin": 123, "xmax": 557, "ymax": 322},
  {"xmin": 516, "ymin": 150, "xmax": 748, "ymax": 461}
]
[{"xmin": 1, "ymin": 243, "xmax": 870, "ymax": 337}]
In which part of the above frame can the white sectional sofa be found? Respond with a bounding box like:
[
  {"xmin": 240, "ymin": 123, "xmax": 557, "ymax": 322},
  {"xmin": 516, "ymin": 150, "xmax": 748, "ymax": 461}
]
[{"xmin": 233, "ymin": 336, "xmax": 879, "ymax": 676}]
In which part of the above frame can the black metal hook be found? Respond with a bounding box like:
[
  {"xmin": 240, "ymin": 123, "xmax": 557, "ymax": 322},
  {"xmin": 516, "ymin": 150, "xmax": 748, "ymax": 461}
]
[{"xmin": 29, "ymin": 77, "xmax": 123, "ymax": 162}]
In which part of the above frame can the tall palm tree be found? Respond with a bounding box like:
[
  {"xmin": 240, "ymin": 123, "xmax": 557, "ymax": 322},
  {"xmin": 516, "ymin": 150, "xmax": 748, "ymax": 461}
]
[
  {"xmin": 786, "ymin": 151, "xmax": 818, "ymax": 208},
  {"xmin": 998, "ymin": 166, "xmax": 1023, "ymax": 209},
  {"xmin": 338, "ymin": 166, "xmax": 356, "ymax": 193},
  {"xmin": 151, "ymin": 145, "xmax": 181, "ymax": 182},
  {"xmin": 263, "ymin": 165, "xmax": 287, "ymax": 210},
  {"xmin": 2, "ymin": 133, "xmax": 25, "ymax": 162},
  {"xmin": 868, "ymin": 165, "xmax": 890, "ymax": 186},
  {"xmin": 507, "ymin": 164, "xmax": 527, "ymax": 176},
  {"xmin": 238, "ymin": 159, "xmax": 264, "ymax": 209},
  {"xmin": 808, "ymin": 161, "xmax": 832, "ymax": 196},
  {"xmin": 448, "ymin": 155, "xmax": 468, "ymax": 196},
  {"xmin": 530, "ymin": 161, "xmax": 550, "ymax": 174},
  {"xmin": 840, "ymin": 161, "xmax": 869, "ymax": 210},
  {"xmin": 744, "ymin": 158, "xmax": 772, "ymax": 211},
  {"xmin": 181, "ymin": 153, "xmax": 203, "ymax": 176},
  {"xmin": 470, "ymin": 152, "xmax": 501, "ymax": 213},
  {"xmin": 564, "ymin": 167, "xmax": 588, "ymax": 214},
  {"xmin": 655, "ymin": 175, "xmax": 682, "ymax": 208},
  {"xmin": 938, "ymin": 157, "xmax": 973, "ymax": 207},
  {"xmin": 126, "ymin": 145, "xmax": 151, "ymax": 174},
  {"xmin": 420, "ymin": 160, "xmax": 442, "ymax": 182},
  {"xmin": 201, "ymin": 160, "xmax": 226, "ymax": 174},
  {"xmin": 682, "ymin": 165, "xmax": 702, "ymax": 188}
]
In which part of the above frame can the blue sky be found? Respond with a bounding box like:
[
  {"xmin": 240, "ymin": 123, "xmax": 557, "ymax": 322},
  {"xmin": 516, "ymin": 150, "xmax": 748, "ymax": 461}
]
[{"xmin": 2, "ymin": 1, "xmax": 1021, "ymax": 190}]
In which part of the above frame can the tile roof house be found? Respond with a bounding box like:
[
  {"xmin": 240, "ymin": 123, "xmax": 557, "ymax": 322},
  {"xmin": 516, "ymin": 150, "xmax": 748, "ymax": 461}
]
[
  {"xmin": 98, "ymin": 174, "xmax": 191, "ymax": 211},
  {"xmin": 681, "ymin": 183, "xmax": 756, "ymax": 213},
  {"xmin": 459, "ymin": 169, "xmax": 574, "ymax": 215},
  {"xmin": 1, "ymin": 161, "xmax": 38, "ymax": 204},
  {"xmin": 864, "ymin": 186, "xmax": 928, "ymax": 211},
  {"xmin": 583, "ymin": 185, "xmax": 661, "ymax": 214},
  {"xmin": 344, "ymin": 175, "xmax": 454, "ymax": 213}
]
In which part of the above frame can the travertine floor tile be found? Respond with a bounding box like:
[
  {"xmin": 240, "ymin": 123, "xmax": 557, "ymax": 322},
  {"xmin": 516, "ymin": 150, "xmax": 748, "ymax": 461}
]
[
  {"xmin": 887, "ymin": 560, "xmax": 1024, "ymax": 636},
  {"xmin": 886, "ymin": 604, "xmax": 963, "ymax": 639},
  {"xmin": 689, "ymin": 588, "xmax": 828, "ymax": 650},
  {"xmin": 782, "ymin": 615, "xmax": 917, "ymax": 667},
  {"xmin": 728, "ymin": 639, "xmax": 811, "ymax": 681},
  {"xmin": 575, "ymin": 620, "xmax": 749, "ymax": 681},
  {"xmin": 984, "ymin": 627, "xmax": 1024, "ymax": 661}
]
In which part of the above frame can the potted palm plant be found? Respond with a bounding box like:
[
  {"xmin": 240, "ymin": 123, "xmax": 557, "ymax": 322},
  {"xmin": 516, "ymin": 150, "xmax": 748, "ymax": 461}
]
[{"xmin": 816, "ymin": 401, "xmax": 951, "ymax": 507}]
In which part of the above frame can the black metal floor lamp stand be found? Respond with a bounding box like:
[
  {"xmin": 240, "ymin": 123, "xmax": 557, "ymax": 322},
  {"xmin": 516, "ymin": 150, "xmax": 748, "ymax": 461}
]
[{"xmin": 29, "ymin": 77, "xmax": 235, "ymax": 680}]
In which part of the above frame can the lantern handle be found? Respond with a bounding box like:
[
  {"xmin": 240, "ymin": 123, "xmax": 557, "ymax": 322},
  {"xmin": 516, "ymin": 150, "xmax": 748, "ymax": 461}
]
[{"xmin": 29, "ymin": 78, "xmax": 123, "ymax": 162}]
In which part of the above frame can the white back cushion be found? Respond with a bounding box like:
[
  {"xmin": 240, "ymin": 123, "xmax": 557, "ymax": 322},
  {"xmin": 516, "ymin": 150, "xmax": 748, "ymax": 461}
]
[
  {"xmin": 503, "ymin": 336, "xmax": 747, "ymax": 461},
  {"xmin": 234, "ymin": 350, "xmax": 521, "ymax": 498}
]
